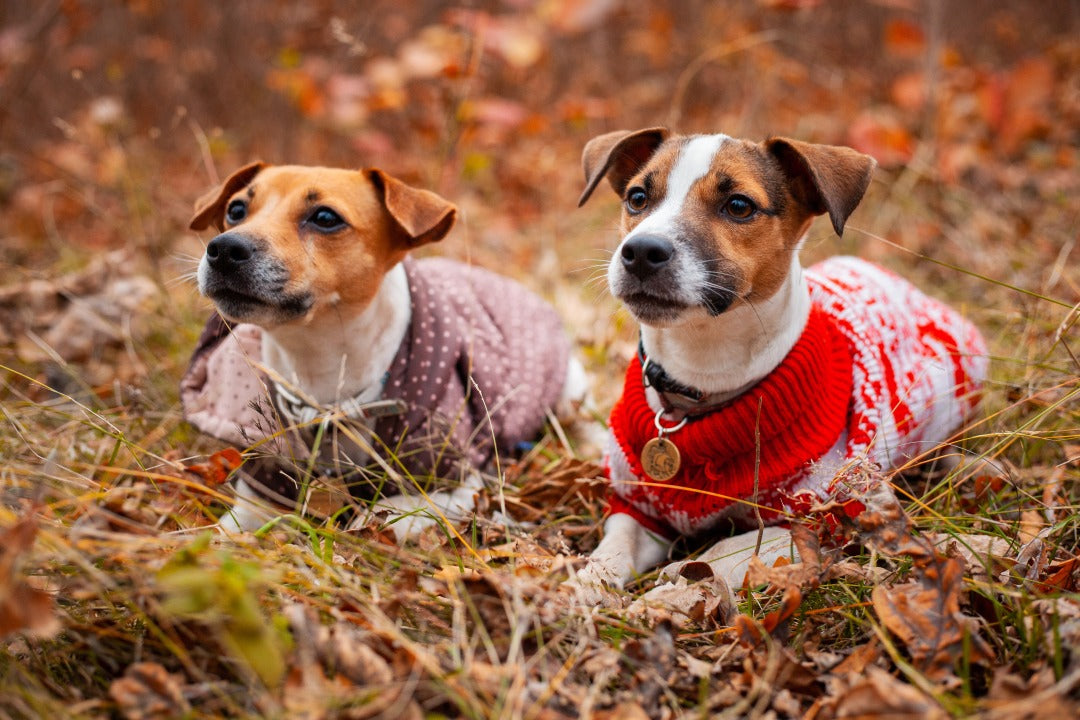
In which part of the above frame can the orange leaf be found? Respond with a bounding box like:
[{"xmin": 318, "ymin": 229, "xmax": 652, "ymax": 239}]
[
  {"xmin": 184, "ymin": 447, "xmax": 244, "ymax": 487},
  {"xmin": 883, "ymin": 19, "xmax": 925, "ymax": 58},
  {"xmin": 0, "ymin": 516, "xmax": 60, "ymax": 639},
  {"xmin": 1036, "ymin": 557, "xmax": 1079, "ymax": 594},
  {"xmin": 735, "ymin": 586, "xmax": 802, "ymax": 647}
]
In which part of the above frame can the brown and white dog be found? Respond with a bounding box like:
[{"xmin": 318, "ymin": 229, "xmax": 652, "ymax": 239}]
[
  {"xmin": 573, "ymin": 129, "xmax": 987, "ymax": 595},
  {"xmin": 181, "ymin": 163, "xmax": 587, "ymax": 534}
]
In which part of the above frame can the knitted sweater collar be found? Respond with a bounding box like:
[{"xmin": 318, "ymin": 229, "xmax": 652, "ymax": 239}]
[{"xmin": 608, "ymin": 307, "xmax": 854, "ymax": 533}]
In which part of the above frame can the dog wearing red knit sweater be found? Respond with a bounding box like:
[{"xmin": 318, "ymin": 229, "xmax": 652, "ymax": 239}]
[{"xmin": 574, "ymin": 128, "xmax": 987, "ymax": 595}]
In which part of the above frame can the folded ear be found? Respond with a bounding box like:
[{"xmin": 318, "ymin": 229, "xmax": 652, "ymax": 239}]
[
  {"xmin": 765, "ymin": 138, "xmax": 876, "ymax": 237},
  {"xmin": 189, "ymin": 162, "xmax": 267, "ymax": 231},
  {"xmin": 578, "ymin": 127, "xmax": 668, "ymax": 207},
  {"xmin": 366, "ymin": 169, "xmax": 456, "ymax": 247}
]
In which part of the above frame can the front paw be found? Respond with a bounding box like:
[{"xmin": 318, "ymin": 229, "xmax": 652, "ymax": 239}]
[
  {"xmin": 561, "ymin": 559, "xmax": 625, "ymax": 608},
  {"xmin": 627, "ymin": 562, "xmax": 737, "ymax": 627}
]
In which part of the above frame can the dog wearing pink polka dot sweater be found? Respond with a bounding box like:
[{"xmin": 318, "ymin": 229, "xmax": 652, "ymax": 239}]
[
  {"xmin": 572, "ymin": 129, "xmax": 988, "ymax": 598},
  {"xmin": 182, "ymin": 164, "xmax": 587, "ymax": 534}
]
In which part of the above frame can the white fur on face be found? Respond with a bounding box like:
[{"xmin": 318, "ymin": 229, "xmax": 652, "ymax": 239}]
[
  {"xmin": 608, "ymin": 134, "xmax": 730, "ymax": 319},
  {"xmin": 627, "ymin": 134, "xmax": 729, "ymax": 239}
]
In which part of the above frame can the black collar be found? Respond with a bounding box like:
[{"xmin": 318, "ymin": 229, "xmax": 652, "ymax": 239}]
[{"xmin": 637, "ymin": 338, "xmax": 757, "ymax": 419}]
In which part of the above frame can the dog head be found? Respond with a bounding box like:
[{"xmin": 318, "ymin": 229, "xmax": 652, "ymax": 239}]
[
  {"xmin": 579, "ymin": 129, "xmax": 875, "ymax": 327},
  {"xmin": 190, "ymin": 164, "xmax": 456, "ymax": 327}
]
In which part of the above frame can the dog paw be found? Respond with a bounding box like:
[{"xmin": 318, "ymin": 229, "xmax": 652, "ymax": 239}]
[{"xmin": 560, "ymin": 560, "xmax": 625, "ymax": 609}]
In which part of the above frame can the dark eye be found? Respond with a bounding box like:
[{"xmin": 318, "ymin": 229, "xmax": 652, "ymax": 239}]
[
  {"xmin": 723, "ymin": 195, "xmax": 756, "ymax": 220},
  {"xmin": 226, "ymin": 200, "xmax": 247, "ymax": 224},
  {"xmin": 308, "ymin": 207, "xmax": 345, "ymax": 231},
  {"xmin": 625, "ymin": 187, "xmax": 648, "ymax": 214}
]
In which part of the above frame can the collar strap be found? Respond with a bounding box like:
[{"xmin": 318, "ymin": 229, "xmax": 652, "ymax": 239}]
[
  {"xmin": 637, "ymin": 339, "xmax": 756, "ymax": 419},
  {"xmin": 273, "ymin": 381, "xmax": 406, "ymax": 428}
]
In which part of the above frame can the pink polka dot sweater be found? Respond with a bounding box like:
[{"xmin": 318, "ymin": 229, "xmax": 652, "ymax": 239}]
[
  {"xmin": 606, "ymin": 256, "xmax": 988, "ymax": 539},
  {"xmin": 181, "ymin": 257, "xmax": 569, "ymax": 501}
]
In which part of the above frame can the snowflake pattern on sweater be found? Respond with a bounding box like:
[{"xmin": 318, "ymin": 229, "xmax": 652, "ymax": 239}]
[{"xmin": 606, "ymin": 256, "xmax": 988, "ymax": 538}]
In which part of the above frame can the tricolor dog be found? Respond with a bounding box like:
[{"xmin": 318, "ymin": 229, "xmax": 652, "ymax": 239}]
[
  {"xmin": 181, "ymin": 163, "xmax": 585, "ymax": 534},
  {"xmin": 575, "ymin": 128, "xmax": 987, "ymax": 591}
]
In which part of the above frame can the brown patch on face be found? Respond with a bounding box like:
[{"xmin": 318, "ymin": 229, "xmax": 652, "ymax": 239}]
[
  {"xmin": 618, "ymin": 140, "xmax": 682, "ymax": 235},
  {"xmin": 696, "ymin": 140, "xmax": 815, "ymax": 303},
  {"xmin": 219, "ymin": 166, "xmax": 411, "ymax": 319}
]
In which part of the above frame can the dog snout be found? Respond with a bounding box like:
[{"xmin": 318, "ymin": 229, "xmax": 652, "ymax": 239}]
[
  {"xmin": 620, "ymin": 234, "xmax": 674, "ymax": 280},
  {"xmin": 206, "ymin": 234, "xmax": 257, "ymax": 273}
]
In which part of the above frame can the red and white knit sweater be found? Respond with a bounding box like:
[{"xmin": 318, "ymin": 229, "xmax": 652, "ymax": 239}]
[{"xmin": 606, "ymin": 256, "xmax": 988, "ymax": 539}]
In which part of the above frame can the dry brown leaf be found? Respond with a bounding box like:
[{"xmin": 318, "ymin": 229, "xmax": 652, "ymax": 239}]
[
  {"xmin": 829, "ymin": 666, "xmax": 947, "ymax": 719},
  {"xmin": 0, "ymin": 515, "xmax": 60, "ymax": 639},
  {"xmin": 504, "ymin": 457, "xmax": 607, "ymax": 522},
  {"xmin": 627, "ymin": 567, "xmax": 736, "ymax": 629},
  {"xmin": 284, "ymin": 604, "xmax": 422, "ymax": 720},
  {"xmin": 926, "ymin": 532, "xmax": 1015, "ymax": 584},
  {"xmin": 984, "ymin": 664, "xmax": 1080, "ymax": 719},
  {"xmin": 734, "ymin": 586, "xmax": 802, "ymax": 647},
  {"xmin": 871, "ymin": 554, "xmax": 993, "ymax": 684},
  {"xmin": 109, "ymin": 662, "xmax": 191, "ymax": 720},
  {"xmin": 617, "ymin": 621, "xmax": 676, "ymax": 715},
  {"xmin": 593, "ymin": 702, "xmax": 650, "ymax": 720},
  {"xmin": 745, "ymin": 524, "xmax": 823, "ymax": 593},
  {"xmin": 1036, "ymin": 557, "xmax": 1080, "ymax": 593},
  {"xmin": 828, "ymin": 638, "xmax": 882, "ymax": 678},
  {"xmin": 823, "ymin": 560, "xmax": 890, "ymax": 585}
]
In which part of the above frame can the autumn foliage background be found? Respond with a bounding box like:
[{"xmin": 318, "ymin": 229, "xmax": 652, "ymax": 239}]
[{"xmin": 1, "ymin": 1, "xmax": 1078, "ymax": 718}]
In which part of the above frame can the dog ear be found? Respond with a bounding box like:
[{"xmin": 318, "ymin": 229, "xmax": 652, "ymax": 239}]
[
  {"xmin": 189, "ymin": 162, "xmax": 266, "ymax": 232},
  {"xmin": 367, "ymin": 169, "xmax": 457, "ymax": 247},
  {"xmin": 578, "ymin": 127, "xmax": 668, "ymax": 207},
  {"xmin": 765, "ymin": 138, "xmax": 876, "ymax": 237}
]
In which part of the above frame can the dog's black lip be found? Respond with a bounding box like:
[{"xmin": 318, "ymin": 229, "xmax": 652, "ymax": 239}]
[
  {"xmin": 205, "ymin": 284, "xmax": 314, "ymax": 323},
  {"xmin": 619, "ymin": 291, "xmax": 690, "ymax": 322},
  {"xmin": 620, "ymin": 291, "xmax": 687, "ymax": 309},
  {"xmin": 207, "ymin": 286, "xmax": 266, "ymax": 304}
]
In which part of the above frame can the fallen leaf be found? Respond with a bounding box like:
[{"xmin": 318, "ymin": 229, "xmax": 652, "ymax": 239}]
[
  {"xmin": 926, "ymin": 532, "xmax": 1014, "ymax": 584},
  {"xmin": 1036, "ymin": 557, "xmax": 1080, "ymax": 593},
  {"xmin": 505, "ymin": 457, "xmax": 606, "ymax": 522},
  {"xmin": 848, "ymin": 109, "xmax": 916, "ymax": 168},
  {"xmin": 619, "ymin": 621, "xmax": 676, "ymax": 714},
  {"xmin": 883, "ymin": 18, "xmax": 926, "ymax": 58},
  {"xmin": 734, "ymin": 586, "xmax": 802, "ymax": 647},
  {"xmin": 184, "ymin": 447, "xmax": 244, "ymax": 486},
  {"xmin": 745, "ymin": 523, "xmax": 823, "ymax": 592},
  {"xmin": 0, "ymin": 515, "xmax": 60, "ymax": 639},
  {"xmin": 871, "ymin": 554, "xmax": 993, "ymax": 684},
  {"xmin": 830, "ymin": 666, "xmax": 947, "ymax": 719},
  {"xmin": 627, "ymin": 565, "xmax": 736, "ymax": 629},
  {"xmin": 828, "ymin": 638, "xmax": 882, "ymax": 678},
  {"xmin": 593, "ymin": 702, "xmax": 650, "ymax": 720},
  {"xmin": 109, "ymin": 662, "xmax": 191, "ymax": 720}
]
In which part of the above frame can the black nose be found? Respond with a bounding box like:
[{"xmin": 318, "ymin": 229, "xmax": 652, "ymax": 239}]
[
  {"xmin": 620, "ymin": 234, "xmax": 673, "ymax": 279},
  {"xmin": 206, "ymin": 234, "xmax": 256, "ymax": 272}
]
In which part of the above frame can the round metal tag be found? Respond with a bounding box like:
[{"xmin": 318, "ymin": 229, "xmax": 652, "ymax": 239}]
[{"xmin": 641, "ymin": 436, "xmax": 681, "ymax": 482}]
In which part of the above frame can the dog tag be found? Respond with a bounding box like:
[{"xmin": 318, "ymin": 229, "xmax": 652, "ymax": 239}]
[{"xmin": 641, "ymin": 436, "xmax": 681, "ymax": 482}]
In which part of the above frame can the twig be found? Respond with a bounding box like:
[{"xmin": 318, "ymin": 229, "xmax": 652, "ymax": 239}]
[{"xmin": 754, "ymin": 396, "xmax": 764, "ymax": 557}]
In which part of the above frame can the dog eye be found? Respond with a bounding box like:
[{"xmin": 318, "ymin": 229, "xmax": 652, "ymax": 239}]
[
  {"xmin": 309, "ymin": 207, "xmax": 346, "ymax": 231},
  {"xmin": 225, "ymin": 200, "xmax": 247, "ymax": 224},
  {"xmin": 625, "ymin": 188, "xmax": 649, "ymax": 214},
  {"xmin": 723, "ymin": 195, "xmax": 756, "ymax": 220}
]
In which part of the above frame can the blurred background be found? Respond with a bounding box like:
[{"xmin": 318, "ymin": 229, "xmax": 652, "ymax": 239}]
[{"xmin": 0, "ymin": 0, "xmax": 1077, "ymax": 407}]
